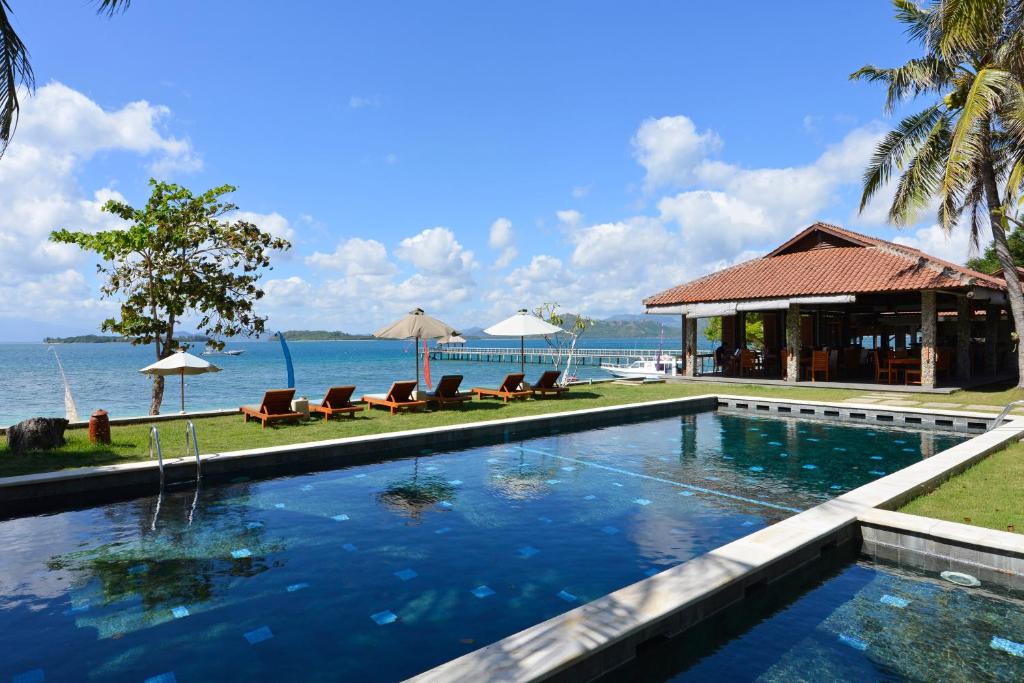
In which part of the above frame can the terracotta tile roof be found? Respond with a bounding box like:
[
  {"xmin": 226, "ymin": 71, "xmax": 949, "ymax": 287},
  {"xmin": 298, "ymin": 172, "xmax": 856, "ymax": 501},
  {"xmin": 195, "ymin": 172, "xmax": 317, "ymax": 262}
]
[{"xmin": 644, "ymin": 222, "xmax": 1006, "ymax": 307}]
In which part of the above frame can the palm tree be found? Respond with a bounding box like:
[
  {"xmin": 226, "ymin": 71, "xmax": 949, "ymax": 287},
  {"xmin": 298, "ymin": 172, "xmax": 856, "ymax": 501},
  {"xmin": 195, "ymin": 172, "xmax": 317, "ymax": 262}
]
[
  {"xmin": 852, "ymin": 0, "xmax": 1024, "ymax": 387},
  {"xmin": 0, "ymin": 0, "xmax": 131, "ymax": 157}
]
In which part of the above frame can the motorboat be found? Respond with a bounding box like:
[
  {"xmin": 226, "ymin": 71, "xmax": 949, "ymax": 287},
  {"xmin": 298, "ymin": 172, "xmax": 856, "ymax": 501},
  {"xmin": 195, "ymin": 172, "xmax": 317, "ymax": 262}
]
[
  {"xmin": 202, "ymin": 348, "xmax": 245, "ymax": 356},
  {"xmin": 601, "ymin": 355, "xmax": 677, "ymax": 379}
]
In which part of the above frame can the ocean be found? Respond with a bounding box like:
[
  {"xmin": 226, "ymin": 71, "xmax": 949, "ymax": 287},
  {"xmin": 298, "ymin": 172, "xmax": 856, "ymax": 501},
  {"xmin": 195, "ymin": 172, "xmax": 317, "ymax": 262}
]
[{"xmin": 0, "ymin": 338, "xmax": 697, "ymax": 426}]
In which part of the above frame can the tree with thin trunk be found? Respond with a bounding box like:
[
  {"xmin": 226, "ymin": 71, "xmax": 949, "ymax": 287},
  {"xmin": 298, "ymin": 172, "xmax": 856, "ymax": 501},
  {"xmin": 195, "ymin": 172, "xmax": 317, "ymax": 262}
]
[
  {"xmin": 0, "ymin": 1, "xmax": 131, "ymax": 157},
  {"xmin": 51, "ymin": 179, "xmax": 291, "ymax": 414},
  {"xmin": 852, "ymin": 0, "xmax": 1024, "ymax": 387}
]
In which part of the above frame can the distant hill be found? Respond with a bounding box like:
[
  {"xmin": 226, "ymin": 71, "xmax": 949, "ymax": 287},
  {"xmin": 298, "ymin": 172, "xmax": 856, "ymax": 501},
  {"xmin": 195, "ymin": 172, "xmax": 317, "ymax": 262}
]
[
  {"xmin": 271, "ymin": 330, "xmax": 376, "ymax": 341},
  {"xmin": 461, "ymin": 314, "xmax": 682, "ymax": 340},
  {"xmin": 45, "ymin": 333, "xmax": 209, "ymax": 343}
]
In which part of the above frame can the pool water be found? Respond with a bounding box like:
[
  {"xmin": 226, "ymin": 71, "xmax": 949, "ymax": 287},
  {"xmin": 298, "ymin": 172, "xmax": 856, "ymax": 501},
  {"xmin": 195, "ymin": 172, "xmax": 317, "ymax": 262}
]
[
  {"xmin": 0, "ymin": 412, "xmax": 965, "ymax": 682},
  {"xmin": 669, "ymin": 557, "xmax": 1024, "ymax": 682}
]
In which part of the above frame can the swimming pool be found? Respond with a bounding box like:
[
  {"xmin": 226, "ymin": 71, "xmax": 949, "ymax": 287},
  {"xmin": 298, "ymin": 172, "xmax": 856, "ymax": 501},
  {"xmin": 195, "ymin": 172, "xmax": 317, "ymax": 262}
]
[
  {"xmin": 0, "ymin": 411, "xmax": 965, "ymax": 682},
  {"xmin": 660, "ymin": 555, "xmax": 1024, "ymax": 681}
]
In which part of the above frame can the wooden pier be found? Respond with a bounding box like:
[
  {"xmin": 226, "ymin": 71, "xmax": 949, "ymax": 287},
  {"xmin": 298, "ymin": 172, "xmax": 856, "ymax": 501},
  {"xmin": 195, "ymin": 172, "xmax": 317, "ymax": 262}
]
[{"xmin": 426, "ymin": 346, "xmax": 682, "ymax": 366}]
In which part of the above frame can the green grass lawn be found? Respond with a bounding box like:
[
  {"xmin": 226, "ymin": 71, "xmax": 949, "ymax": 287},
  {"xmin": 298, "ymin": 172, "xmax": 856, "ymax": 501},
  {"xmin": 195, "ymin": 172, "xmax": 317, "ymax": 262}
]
[
  {"xmin": 899, "ymin": 441, "xmax": 1024, "ymax": 534},
  {"xmin": 2, "ymin": 379, "xmax": 1023, "ymax": 481}
]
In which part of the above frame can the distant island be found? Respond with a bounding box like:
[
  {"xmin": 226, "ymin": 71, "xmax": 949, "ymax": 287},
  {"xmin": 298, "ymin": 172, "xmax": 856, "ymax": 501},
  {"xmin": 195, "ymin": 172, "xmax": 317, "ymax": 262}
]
[
  {"xmin": 44, "ymin": 333, "xmax": 210, "ymax": 344},
  {"xmin": 271, "ymin": 330, "xmax": 376, "ymax": 341}
]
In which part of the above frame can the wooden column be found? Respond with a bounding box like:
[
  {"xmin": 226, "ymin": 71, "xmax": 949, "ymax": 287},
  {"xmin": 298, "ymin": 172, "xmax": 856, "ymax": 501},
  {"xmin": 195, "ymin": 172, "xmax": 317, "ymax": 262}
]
[
  {"xmin": 955, "ymin": 297, "xmax": 971, "ymax": 379},
  {"xmin": 684, "ymin": 316, "xmax": 697, "ymax": 377},
  {"xmin": 786, "ymin": 303, "xmax": 801, "ymax": 383},
  {"xmin": 921, "ymin": 290, "xmax": 937, "ymax": 388}
]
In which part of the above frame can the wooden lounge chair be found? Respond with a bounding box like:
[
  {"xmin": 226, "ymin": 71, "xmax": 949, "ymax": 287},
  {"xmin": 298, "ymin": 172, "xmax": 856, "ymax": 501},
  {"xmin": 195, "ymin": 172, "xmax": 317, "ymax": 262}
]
[
  {"xmin": 240, "ymin": 388, "xmax": 303, "ymax": 428},
  {"xmin": 472, "ymin": 373, "xmax": 531, "ymax": 403},
  {"xmin": 362, "ymin": 380, "xmax": 427, "ymax": 415},
  {"xmin": 426, "ymin": 375, "xmax": 471, "ymax": 409},
  {"xmin": 310, "ymin": 385, "xmax": 360, "ymax": 420},
  {"xmin": 530, "ymin": 370, "xmax": 567, "ymax": 398}
]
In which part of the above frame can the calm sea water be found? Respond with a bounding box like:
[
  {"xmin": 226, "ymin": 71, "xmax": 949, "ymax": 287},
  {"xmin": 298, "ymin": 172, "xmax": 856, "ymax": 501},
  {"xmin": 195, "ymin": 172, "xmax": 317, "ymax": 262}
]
[{"xmin": 0, "ymin": 338, "xmax": 701, "ymax": 425}]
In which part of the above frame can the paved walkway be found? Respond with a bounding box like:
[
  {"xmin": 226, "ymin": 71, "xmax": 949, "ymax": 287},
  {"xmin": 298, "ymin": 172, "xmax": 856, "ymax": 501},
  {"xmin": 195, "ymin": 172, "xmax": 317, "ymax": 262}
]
[{"xmin": 841, "ymin": 394, "xmax": 1021, "ymax": 413}]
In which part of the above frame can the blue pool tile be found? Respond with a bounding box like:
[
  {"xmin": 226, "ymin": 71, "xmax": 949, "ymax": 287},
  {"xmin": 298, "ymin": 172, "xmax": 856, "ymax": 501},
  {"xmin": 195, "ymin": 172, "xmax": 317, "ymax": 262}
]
[
  {"xmin": 679, "ymin": 491, "xmax": 695, "ymax": 497},
  {"xmin": 583, "ymin": 495, "xmax": 597, "ymax": 501},
  {"xmin": 332, "ymin": 514, "xmax": 350, "ymax": 521},
  {"xmin": 472, "ymin": 585, "xmax": 495, "ymax": 598},
  {"xmin": 611, "ymin": 482, "xmax": 623, "ymax": 487},
  {"xmin": 300, "ymin": 484, "xmax": 313, "ymax": 491},
  {"xmin": 741, "ymin": 520, "xmax": 755, "ymax": 527},
  {"xmin": 144, "ymin": 674, "xmax": 176, "ymax": 683},
  {"xmin": 902, "ymin": 448, "xmax": 915, "ymax": 453},
  {"xmin": 435, "ymin": 527, "xmax": 452, "ymax": 535},
  {"xmin": 601, "ymin": 525, "xmax": 619, "ymax": 535},
  {"xmin": 244, "ymin": 625, "xmax": 274, "ymax": 645},
  {"xmin": 838, "ymin": 633, "xmax": 868, "ymax": 651},
  {"xmin": 634, "ymin": 498, "xmax": 652, "ymax": 506},
  {"xmin": 749, "ymin": 427, "xmax": 760, "ymax": 432},
  {"xmin": 394, "ymin": 569, "xmax": 418, "ymax": 581},
  {"xmin": 880, "ymin": 594, "xmax": 909, "ymax": 609},
  {"xmin": 518, "ymin": 546, "xmax": 539, "ymax": 558},
  {"xmin": 870, "ymin": 455, "xmax": 883, "ymax": 460},
  {"xmin": 245, "ymin": 521, "xmax": 264, "ymax": 529},
  {"xmin": 869, "ymin": 470, "xmax": 886, "ymax": 476},
  {"xmin": 231, "ymin": 548, "xmax": 253, "ymax": 559},
  {"xmin": 538, "ymin": 516, "xmax": 553, "ymax": 523},
  {"xmin": 438, "ymin": 501, "xmax": 453, "ymax": 509},
  {"xmin": 448, "ymin": 479, "xmax": 463, "ymax": 486},
  {"xmin": 370, "ymin": 610, "xmax": 398, "ymax": 625},
  {"xmin": 722, "ymin": 455, "xmax": 734, "ymax": 460},
  {"xmin": 802, "ymin": 464, "xmax": 817, "ymax": 470},
  {"xmin": 830, "ymin": 484, "xmax": 843, "ymax": 490},
  {"xmin": 779, "ymin": 452, "xmax": 789, "ymax": 458},
  {"xmin": 833, "ymin": 447, "xmax": 846, "ymax": 452},
  {"xmin": 12, "ymin": 669, "xmax": 45, "ymax": 683},
  {"xmin": 894, "ymin": 439, "xmax": 906, "ymax": 444},
  {"xmin": 749, "ymin": 466, "xmax": 764, "ymax": 472},
  {"xmin": 561, "ymin": 466, "xmax": 576, "ymax": 472},
  {"xmin": 341, "ymin": 543, "xmax": 358, "ymax": 552},
  {"xmin": 557, "ymin": 589, "xmax": 577, "ymax": 602},
  {"xmin": 127, "ymin": 564, "xmax": 148, "ymax": 575},
  {"xmin": 546, "ymin": 479, "xmax": 561, "ymax": 485},
  {"xmin": 171, "ymin": 606, "xmax": 190, "ymax": 618},
  {"xmin": 486, "ymin": 458, "xmax": 499, "ymax": 464},
  {"xmin": 644, "ymin": 567, "xmax": 661, "ymax": 577},
  {"xmin": 705, "ymin": 476, "xmax": 720, "ymax": 482},
  {"xmin": 354, "ymin": 473, "xmax": 367, "ymax": 478},
  {"xmin": 991, "ymin": 636, "xmax": 1024, "ymax": 657},
  {"xmin": 806, "ymin": 437, "xmax": 819, "ymax": 442},
  {"xmin": 286, "ymin": 583, "xmax": 310, "ymax": 593},
  {"xmin": 273, "ymin": 503, "xmax": 286, "ymax": 509},
  {"xmin": 767, "ymin": 441, "xmax": 782, "ymax": 446}
]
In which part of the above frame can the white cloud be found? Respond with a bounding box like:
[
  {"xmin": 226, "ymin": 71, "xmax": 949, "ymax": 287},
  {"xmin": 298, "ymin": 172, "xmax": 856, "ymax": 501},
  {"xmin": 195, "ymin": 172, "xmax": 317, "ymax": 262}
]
[
  {"xmin": 0, "ymin": 83, "xmax": 201, "ymax": 329},
  {"xmin": 488, "ymin": 218, "xmax": 517, "ymax": 268},
  {"xmin": 556, "ymin": 209, "xmax": 582, "ymax": 227},
  {"xmin": 631, "ymin": 115, "xmax": 722, "ymax": 190},
  {"xmin": 306, "ymin": 237, "xmax": 396, "ymax": 278},
  {"xmin": 395, "ymin": 227, "xmax": 476, "ymax": 277}
]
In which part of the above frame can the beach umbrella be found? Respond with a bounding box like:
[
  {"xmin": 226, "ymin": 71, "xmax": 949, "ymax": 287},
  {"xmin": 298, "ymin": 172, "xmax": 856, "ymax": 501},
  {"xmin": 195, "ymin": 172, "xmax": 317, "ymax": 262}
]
[
  {"xmin": 437, "ymin": 334, "xmax": 466, "ymax": 346},
  {"xmin": 484, "ymin": 309, "xmax": 563, "ymax": 373},
  {"xmin": 373, "ymin": 308, "xmax": 456, "ymax": 392},
  {"xmin": 139, "ymin": 350, "xmax": 221, "ymax": 414},
  {"xmin": 377, "ymin": 458, "xmax": 457, "ymax": 520}
]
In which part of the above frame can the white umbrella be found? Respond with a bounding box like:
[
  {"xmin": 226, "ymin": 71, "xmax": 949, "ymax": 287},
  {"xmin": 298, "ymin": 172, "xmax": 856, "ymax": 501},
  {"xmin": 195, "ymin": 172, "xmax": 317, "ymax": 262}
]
[
  {"xmin": 139, "ymin": 350, "xmax": 221, "ymax": 414},
  {"xmin": 484, "ymin": 309, "xmax": 563, "ymax": 373},
  {"xmin": 374, "ymin": 308, "xmax": 456, "ymax": 391},
  {"xmin": 437, "ymin": 334, "xmax": 466, "ymax": 346}
]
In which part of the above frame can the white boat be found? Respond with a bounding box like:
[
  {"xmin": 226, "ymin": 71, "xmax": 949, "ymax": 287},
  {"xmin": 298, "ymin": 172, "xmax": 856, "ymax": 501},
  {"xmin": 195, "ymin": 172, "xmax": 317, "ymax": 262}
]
[
  {"xmin": 202, "ymin": 349, "xmax": 245, "ymax": 356},
  {"xmin": 601, "ymin": 355, "xmax": 677, "ymax": 379}
]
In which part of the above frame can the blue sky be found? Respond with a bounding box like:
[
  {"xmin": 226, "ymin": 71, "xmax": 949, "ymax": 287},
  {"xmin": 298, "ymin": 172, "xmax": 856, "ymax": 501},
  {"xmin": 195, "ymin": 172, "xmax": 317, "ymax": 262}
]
[{"xmin": 0, "ymin": 1, "xmax": 969, "ymax": 340}]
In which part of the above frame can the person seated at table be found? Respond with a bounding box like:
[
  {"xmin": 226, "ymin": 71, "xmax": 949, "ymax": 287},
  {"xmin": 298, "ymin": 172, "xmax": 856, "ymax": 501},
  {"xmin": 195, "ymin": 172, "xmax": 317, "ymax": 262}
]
[{"xmin": 714, "ymin": 345, "xmax": 727, "ymax": 373}]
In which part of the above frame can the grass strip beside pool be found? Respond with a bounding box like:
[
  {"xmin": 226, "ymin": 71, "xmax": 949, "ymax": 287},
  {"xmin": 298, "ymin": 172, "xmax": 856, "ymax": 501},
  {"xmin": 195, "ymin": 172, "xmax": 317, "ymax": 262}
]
[{"xmin": 899, "ymin": 440, "xmax": 1024, "ymax": 535}]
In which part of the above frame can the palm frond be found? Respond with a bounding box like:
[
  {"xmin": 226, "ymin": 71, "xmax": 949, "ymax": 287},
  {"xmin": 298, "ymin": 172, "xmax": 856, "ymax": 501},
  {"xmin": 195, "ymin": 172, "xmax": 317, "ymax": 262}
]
[
  {"xmin": 0, "ymin": 0, "xmax": 34, "ymax": 158},
  {"xmin": 858, "ymin": 105, "xmax": 945, "ymax": 213},
  {"xmin": 944, "ymin": 67, "xmax": 1011, "ymax": 199},
  {"xmin": 893, "ymin": 0, "xmax": 939, "ymax": 48},
  {"xmin": 94, "ymin": 0, "xmax": 132, "ymax": 16},
  {"xmin": 850, "ymin": 56, "xmax": 953, "ymax": 113},
  {"xmin": 937, "ymin": 0, "xmax": 1005, "ymax": 60},
  {"xmin": 889, "ymin": 112, "xmax": 952, "ymax": 225}
]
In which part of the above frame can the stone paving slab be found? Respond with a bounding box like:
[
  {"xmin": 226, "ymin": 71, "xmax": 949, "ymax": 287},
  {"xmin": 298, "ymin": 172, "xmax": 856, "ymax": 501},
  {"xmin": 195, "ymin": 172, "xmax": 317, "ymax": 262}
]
[
  {"xmin": 963, "ymin": 404, "xmax": 1003, "ymax": 411},
  {"xmin": 920, "ymin": 401, "xmax": 963, "ymax": 408},
  {"xmin": 874, "ymin": 399, "xmax": 921, "ymax": 406}
]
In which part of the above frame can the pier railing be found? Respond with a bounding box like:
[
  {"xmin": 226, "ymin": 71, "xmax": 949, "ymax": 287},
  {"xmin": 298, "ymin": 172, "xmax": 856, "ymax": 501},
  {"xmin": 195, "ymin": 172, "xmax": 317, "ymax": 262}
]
[{"xmin": 427, "ymin": 347, "xmax": 682, "ymax": 366}]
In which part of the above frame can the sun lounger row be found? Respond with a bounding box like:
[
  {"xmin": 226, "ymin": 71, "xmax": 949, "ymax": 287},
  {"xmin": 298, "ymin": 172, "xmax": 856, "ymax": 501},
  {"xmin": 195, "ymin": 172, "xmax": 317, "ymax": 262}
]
[{"xmin": 239, "ymin": 371, "xmax": 568, "ymax": 427}]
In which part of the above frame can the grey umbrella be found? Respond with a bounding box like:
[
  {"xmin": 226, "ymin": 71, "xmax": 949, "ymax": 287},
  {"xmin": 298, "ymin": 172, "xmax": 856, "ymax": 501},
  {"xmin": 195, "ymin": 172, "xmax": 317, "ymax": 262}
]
[{"xmin": 374, "ymin": 308, "xmax": 456, "ymax": 391}]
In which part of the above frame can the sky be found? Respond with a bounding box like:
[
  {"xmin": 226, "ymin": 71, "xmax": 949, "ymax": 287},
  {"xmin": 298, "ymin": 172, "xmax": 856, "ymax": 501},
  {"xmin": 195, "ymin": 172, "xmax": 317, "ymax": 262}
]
[{"xmin": 0, "ymin": 1, "xmax": 978, "ymax": 341}]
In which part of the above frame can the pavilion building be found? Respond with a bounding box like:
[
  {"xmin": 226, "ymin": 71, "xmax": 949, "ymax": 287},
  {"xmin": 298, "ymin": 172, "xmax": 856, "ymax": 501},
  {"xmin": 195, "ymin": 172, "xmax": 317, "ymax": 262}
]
[{"xmin": 643, "ymin": 222, "xmax": 1014, "ymax": 389}]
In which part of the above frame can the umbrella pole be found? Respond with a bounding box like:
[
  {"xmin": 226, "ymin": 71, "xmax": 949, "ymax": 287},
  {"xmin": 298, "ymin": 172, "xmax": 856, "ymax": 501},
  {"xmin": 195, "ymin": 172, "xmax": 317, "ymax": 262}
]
[
  {"xmin": 520, "ymin": 336, "xmax": 525, "ymax": 374},
  {"xmin": 415, "ymin": 334, "xmax": 420, "ymax": 396},
  {"xmin": 180, "ymin": 369, "xmax": 185, "ymax": 414}
]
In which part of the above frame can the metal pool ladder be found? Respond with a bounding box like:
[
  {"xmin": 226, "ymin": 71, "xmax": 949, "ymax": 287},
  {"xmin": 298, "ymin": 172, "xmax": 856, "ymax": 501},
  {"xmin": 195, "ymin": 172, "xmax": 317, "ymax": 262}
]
[
  {"xmin": 185, "ymin": 420, "xmax": 202, "ymax": 481},
  {"xmin": 149, "ymin": 425, "xmax": 165, "ymax": 488},
  {"xmin": 988, "ymin": 400, "xmax": 1024, "ymax": 431}
]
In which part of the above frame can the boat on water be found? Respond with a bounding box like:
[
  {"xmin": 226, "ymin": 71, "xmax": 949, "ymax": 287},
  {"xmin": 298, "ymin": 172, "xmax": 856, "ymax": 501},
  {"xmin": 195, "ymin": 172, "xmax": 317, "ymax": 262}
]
[
  {"xmin": 202, "ymin": 349, "xmax": 245, "ymax": 356},
  {"xmin": 601, "ymin": 355, "xmax": 677, "ymax": 379}
]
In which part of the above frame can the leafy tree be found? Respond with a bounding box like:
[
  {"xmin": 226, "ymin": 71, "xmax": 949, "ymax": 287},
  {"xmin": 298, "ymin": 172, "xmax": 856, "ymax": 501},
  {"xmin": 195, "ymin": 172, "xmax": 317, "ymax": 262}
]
[
  {"xmin": 703, "ymin": 315, "xmax": 765, "ymax": 349},
  {"xmin": 51, "ymin": 179, "xmax": 291, "ymax": 414},
  {"xmin": 852, "ymin": 0, "xmax": 1024, "ymax": 386},
  {"xmin": 1, "ymin": 1, "xmax": 131, "ymax": 156},
  {"xmin": 968, "ymin": 226, "xmax": 1024, "ymax": 273}
]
